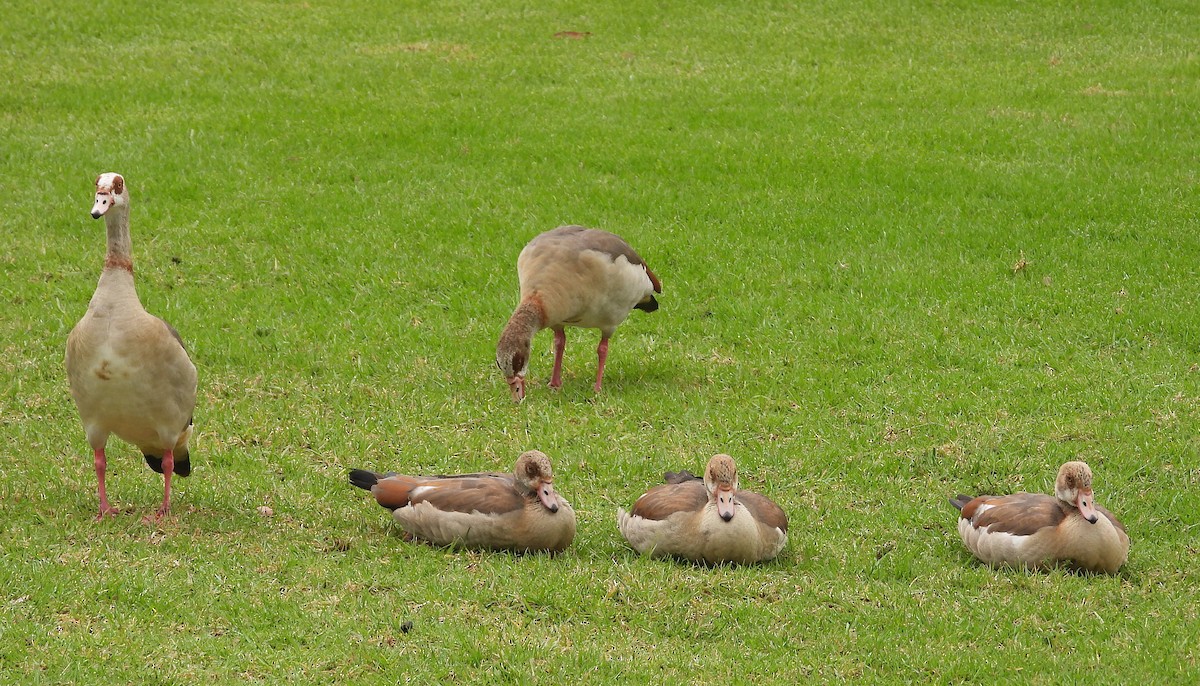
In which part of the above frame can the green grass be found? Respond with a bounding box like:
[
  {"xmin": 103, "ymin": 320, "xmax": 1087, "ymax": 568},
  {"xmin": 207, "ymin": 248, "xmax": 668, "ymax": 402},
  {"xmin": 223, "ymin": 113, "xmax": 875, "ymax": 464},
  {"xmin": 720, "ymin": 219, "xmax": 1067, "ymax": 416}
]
[{"xmin": 3, "ymin": 0, "xmax": 1200, "ymax": 682}]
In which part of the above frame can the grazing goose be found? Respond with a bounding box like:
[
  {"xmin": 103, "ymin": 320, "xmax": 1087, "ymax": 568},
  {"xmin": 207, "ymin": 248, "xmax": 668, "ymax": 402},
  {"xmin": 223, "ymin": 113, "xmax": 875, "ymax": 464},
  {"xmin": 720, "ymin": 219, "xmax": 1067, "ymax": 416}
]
[
  {"xmin": 349, "ymin": 450, "xmax": 576, "ymax": 553},
  {"xmin": 617, "ymin": 454, "xmax": 788, "ymax": 564},
  {"xmin": 65, "ymin": 173, "xmax": 197, "ymax": 521},
  {"xmin": 496, "ymin": 225, "xmax": 661, "ymax": 402},
  {"xmin": 950, "ymin": 461, "xmax": 1129, "ymax": 573}
]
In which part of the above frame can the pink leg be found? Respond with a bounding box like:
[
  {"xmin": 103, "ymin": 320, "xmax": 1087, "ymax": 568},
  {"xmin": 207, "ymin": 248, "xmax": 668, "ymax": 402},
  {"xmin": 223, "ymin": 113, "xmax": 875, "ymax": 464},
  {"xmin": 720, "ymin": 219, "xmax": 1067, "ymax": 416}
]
[
  {"xmin": 94, "ymin": 448, "xmax": 118, "ymax": 520},
  {"xmin": 594, "ymin": 337, "xmax": 610, "ymax": 393},
  {"xmin": 549, "ymin": 329, "xmax": 566, "ymax": 390},
  {"xmin": 145, "ymin": 451, "xmax": 175, "ymax": 522}
]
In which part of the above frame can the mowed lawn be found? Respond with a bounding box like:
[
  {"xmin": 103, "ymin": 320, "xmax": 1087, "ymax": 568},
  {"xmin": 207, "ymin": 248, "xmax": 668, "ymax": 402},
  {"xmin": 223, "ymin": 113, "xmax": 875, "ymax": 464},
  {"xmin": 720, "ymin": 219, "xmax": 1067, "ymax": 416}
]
[{"xmin": 2, "ymin": 0, "xmax": 1199, "ymax": 682}]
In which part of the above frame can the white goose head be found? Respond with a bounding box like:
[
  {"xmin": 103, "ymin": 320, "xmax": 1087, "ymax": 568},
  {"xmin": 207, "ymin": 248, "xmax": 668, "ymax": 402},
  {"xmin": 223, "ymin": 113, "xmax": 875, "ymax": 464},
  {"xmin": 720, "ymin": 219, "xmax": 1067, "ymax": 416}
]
[
  {"xmin": 92, "ymin": 173, "xmax": 128, "ymax": 219},
  {"xmin": 1054, "ymin": 461, "xmax": 1099, "ymax": 524},
  {"xmin": 704, "ymin": 453, "xmax": 739, "ymax": 522},
  {"xmin": 514, "ymin": 450, "xmax": 562, "ymax": 513}
]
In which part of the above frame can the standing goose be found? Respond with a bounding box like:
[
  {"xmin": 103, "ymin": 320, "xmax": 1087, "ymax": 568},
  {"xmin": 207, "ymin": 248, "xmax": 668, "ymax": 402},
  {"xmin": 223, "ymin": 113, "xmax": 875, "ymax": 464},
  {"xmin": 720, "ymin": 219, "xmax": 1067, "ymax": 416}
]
[
  {"xmin": 349, "ymin": 450, "xmax": 576, "ymax": 553},
  {"xmin": 949, "ymin": 461, "xmax": 1129, "ymax": 573},
  {"xmin": 617, "ymin": 454, "xmax": 788, "ymax": 564},
  {"xmin": 496, "ymin": 225, "xmax": 661, "ymax": 402},
  {"xmin": 65, "ymin": 173, "xmax": 197, "ymax": 521}
]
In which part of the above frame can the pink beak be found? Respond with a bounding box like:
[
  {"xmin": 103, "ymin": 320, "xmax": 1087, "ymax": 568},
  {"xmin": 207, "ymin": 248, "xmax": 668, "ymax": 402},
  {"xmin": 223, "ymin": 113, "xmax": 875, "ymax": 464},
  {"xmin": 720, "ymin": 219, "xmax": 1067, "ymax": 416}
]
[
  {"xmin": 91, "ymin": 192, "xmax": 112, "ymax": 219},
  {"xmin": 1076, "ymin": 489, "xmax": 1099, "ymax": 524},
  {"xmin": 537, "ymin": 480, "xmax": 560, "ymax": 513},
  {"xmin": 507, "ymin": 376, "xmax": 526, "ymax": 403},
  {"xmin": 716, "ymin": 486, "xmax": 736, "ymax": 522}
]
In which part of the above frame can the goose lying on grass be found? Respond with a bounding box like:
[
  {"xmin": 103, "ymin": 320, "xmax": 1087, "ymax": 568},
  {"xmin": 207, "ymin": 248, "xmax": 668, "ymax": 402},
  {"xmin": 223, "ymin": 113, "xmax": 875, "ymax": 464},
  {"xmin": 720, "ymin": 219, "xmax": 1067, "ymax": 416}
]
[
  {"xmin": 618, "ymin": 454, "xmax": 788, "ymax": 564},
  {"xmin": 950, "ymin": 460, "xmax": 1129, "ymax": 573},
  {"xmin": 350, "ymin": 450, "xmax": 576, "ymax": 553}
]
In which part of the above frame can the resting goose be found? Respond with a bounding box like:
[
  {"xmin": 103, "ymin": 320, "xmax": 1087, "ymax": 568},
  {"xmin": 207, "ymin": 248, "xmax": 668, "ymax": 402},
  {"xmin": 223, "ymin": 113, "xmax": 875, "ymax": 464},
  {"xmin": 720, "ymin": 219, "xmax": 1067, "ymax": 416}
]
[
  {"xmin": 65, "ymin": 173, "xmax": 197, "ymax": 521},
  {"xmin": 496, "ymin": 225, "xmax": 661, "ymax": 402},
  {"xmin": 950, "ymin": 460, "xmax": 1129, "ymax": 573},
  {"xmin": 617, "ymin": 454, "xmax": 788, "ymax": 564},
  {"xmin": 349, "ymin": 450, "xmax": 576, "ymax": 553}
]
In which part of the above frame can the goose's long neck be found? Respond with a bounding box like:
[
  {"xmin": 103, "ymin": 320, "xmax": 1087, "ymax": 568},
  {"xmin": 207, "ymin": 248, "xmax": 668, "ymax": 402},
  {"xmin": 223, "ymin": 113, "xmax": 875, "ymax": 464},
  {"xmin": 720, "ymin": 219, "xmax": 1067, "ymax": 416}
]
[
  {"xmin": 502, "ymin": 298, "xmax": 546, "ymax": 342},
  {"xmin": 92, "ymin": 208, "xmax": 141, "ymax": 308},
  {"xmin": 104, "ymin": 209, "xmax": 134, "ymax": 273}
]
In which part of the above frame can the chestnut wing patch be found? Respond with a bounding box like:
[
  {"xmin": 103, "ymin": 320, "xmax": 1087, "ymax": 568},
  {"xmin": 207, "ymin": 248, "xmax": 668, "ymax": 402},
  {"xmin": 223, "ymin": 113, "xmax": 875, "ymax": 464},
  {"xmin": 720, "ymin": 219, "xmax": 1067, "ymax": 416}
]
[
  {"xmin": 368, "ymin": 474, "xmax": 420, "ymax": 511},
  {"xmin": 645, "ymin": 267, "xmax": 662, "ymax": 294},
  {"xmin": 630, "ymin": 481, "xmax": 707, "ymax": 521},
  {"xmin": 956, "ymin": 494, "xmax": 1001, "ymax": 520}
]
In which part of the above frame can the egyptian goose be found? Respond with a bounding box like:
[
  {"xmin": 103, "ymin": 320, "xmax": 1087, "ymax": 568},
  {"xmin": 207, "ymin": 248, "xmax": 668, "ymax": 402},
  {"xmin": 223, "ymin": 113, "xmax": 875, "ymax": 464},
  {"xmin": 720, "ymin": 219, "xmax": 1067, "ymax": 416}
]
[
  {"xmin": 950, "ymin": 461, "xmax": 1129, "ymax": 573},
  {"xmin": 496, "ymin": 225, "xmax": 661, "ymax": 402},
  {"xmin": 349, "ymin": 450, "xmax": 576, "ymax": 553},
  {"xmin": 65, "ymin": 173, "xmax": 197, "ymax": 521},
  {"xmin": 617, "ymin": 454, "xmax": 788, "ymax": 564}
]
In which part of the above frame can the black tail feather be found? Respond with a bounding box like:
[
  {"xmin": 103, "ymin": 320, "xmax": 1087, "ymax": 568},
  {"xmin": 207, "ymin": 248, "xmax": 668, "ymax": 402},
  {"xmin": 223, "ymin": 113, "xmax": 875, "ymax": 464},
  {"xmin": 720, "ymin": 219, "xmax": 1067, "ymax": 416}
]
[
  {"xmin": 145, "ymin": 451, "xmax": 191, "ymax": 477},
  {"xmin": 634, "ymin": 295, "xmax": 659, "ymax": 313},
  {"xmin": 349, "ymin": 469, "xmax": 381, "ymax": 490},
  {"xmin": 664, "ymin": 469, "xmax": 700, "ymax": 484}
]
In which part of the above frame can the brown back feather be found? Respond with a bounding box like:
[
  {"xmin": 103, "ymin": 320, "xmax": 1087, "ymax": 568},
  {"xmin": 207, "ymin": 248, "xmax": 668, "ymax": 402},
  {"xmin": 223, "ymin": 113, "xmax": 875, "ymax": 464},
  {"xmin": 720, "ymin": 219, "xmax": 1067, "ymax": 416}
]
[
  {"xmin": 737, "ymin": 491, "xmax": 788, "ymax": 533},
  {"xmin": 630, "ymin": 481, "xmax": 708, "ymax": 520},
  {"xmin": 1097, "ymin": 504, "xmax": 1127, "ymax": 534},
  {"xmin": 407, "ymin": 475, "xmax": 526, "ymax": 515},
  {"xmin": 535, "ymin": 226, "xmax": 652, "ymax": 269},
  {"xmin": 160, "ymin": 318, "xmax": 188, "ymax": 352},
  {"xmin": 968, "ymin": 493, "xmax": 1068, "ymax": 536}
]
